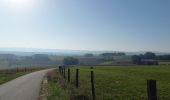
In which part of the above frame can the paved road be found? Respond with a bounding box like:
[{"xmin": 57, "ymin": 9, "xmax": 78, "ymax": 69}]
[{"xmin": 0, "ymin": 69, "xmax": 53, "ymax": 100}]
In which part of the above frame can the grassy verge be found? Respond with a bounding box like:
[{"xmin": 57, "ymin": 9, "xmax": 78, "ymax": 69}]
[{"xmin": 46, "ymin": 70, "xmax": 69, "ymax": 100}]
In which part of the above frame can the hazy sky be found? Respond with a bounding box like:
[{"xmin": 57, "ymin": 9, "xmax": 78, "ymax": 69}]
[{"xmin": 0, "ymin": 0, "xmax": 170, "ymax": 52}]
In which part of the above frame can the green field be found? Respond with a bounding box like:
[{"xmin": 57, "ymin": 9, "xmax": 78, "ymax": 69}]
[
  {"xmin": 0, "ymin": 71, "xmax": 29, "ymax": 84},
  {"xmin": 159, "ymin": 61, "xmax": 170, "ymax": 65},
  {"xmin": 0, "ymin": 68, "xmax": 41, "ymax": 85},
  {"xmin": 52, "ymin": 65, "xmax": 170, "ymax": 100}
]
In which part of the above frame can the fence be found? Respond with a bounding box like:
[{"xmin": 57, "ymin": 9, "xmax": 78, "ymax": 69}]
[{"xmin": 58, "ymin": 65, "xmax": 158, "ymax": 100}]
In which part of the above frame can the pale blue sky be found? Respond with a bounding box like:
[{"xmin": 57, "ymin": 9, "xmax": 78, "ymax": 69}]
[{"xmin": 0, "ymin": 0, "xmax": 170, "ymax": 51}]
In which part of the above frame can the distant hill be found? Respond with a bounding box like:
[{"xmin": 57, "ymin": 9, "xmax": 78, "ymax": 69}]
[{"xmin": 0, "ymin": 47, "xmax": 169, "ymax": 56}]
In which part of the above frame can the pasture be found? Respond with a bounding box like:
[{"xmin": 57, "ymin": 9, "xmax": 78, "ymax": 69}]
[
  {"xmin": 0, "ymin": 68, "xmax": 42, "ymax": 85},
  {"xmin": 159, "ymin": 61, "xmax": 170, "ymax": 65},
  {"xmin": 53, "ymin": 65, "xmax": 170, "ymax": 100}
]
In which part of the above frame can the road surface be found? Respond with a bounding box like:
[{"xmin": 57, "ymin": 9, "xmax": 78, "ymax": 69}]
[{"xmin": 0, "ymin": 69, "xmax": 53, "ymax": 100}]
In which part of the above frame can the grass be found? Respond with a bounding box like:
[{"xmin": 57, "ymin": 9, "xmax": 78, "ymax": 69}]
[
  {"xmin": 0, "ymin": 68, "xmax": 42, "ymax": 85},
  {"xmin": 46, "ymin": 70, "xmax": 69, "ymax": 100},
  {"xmin": 113, "ymin": 55, "xmax": 132, "ymax": 62},
  {"xmin": 0, "ymin": 72, "xmax": 29, "ymax": 84},
  {"xmin": 159, "ymin": 61, "xmax": 170, "ymax": 65},
  {"xmin": 100, "ymin": 55, "xmax": 132, "ymax": 65},
  {"xmin": 47, "ymin": 81, "xmax": 69, "ymax": 100},
  {"xmin": 60, "ymin": 65, "xmax": 170, "ymax": 100}
]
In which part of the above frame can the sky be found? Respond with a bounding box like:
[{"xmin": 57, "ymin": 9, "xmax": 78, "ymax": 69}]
[{"xmin": 0, "ymin": 0, "xmax": 170, "ymax": 52}]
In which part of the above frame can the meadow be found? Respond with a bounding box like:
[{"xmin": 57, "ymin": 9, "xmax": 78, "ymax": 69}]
[
  {"xmin": 0, "ymin": 68, "xmax": 42, "ymax": 85},
  {"xmin": 159, "ymin": 61, "xmax": 170, "ymax": 65},
  {"xmin": 49, "ymin": 65, "xmax": 170, "ymax": 100}
]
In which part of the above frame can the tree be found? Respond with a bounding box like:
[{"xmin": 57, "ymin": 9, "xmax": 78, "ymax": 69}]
[
  {"xmin": 63, "ymin": 57, "xmax": 79, "ymax": 65},
  {"xmin": 132, "ymin": 55, "xmax": 141, "ymax": 64},
  {"xmin": 132, "ymin": 52, "xmax": 158, "ymax": 65},
  {"xmin": 99, "ymin": 53, "xmax": 114, "ymax": 61},
  {"xmin": 157, "ymin": 55, "xmax": 170, "ymax": 60},
  {"xmin": 143, "ymin": 52, "xmax": 156, "ymax": 59}
]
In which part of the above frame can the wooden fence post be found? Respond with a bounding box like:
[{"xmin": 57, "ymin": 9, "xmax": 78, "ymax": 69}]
[
  {"xmin": 147, "ymin": 80, "xmax": 157, "ymax": 100},
  {"xmin": 91, "ymin": 67, "xmax": 96, "ymax": 100},
  {"xmin": 64, "ymin": 66, "xmax": 66, "ymax": 79},
  {"xmin": 61, "ymin": 66, "xmax": 63, "ymax": 75},
  {"xmin": 76, "ymin": 68, "xmax": 79, "ymax": 88},
  {"xmin": 68, "ymin": 66, "xmax": 70, "ymax": 82},
  {"xmin": 59, "ymin": 66, "xmax": 61, "ymax": 74}
]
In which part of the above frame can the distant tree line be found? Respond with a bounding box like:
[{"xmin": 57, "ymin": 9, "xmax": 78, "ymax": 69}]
[
  {"xmin": 132, "ymin": 52, "xmax": 158, "ymax": 65},
  {"xmin": 157, "ymin": 55, "xmax": 170, "ymax": 61},
  {"xmin": 98, "ymin": 52, "xmax": 125, "ymax": 62},
  {"xmin": 84, "ymin": 53, "xmax": 94, "ymax": 57},
  {"xmin": 63, "ymin": 57, "xmax": 79, "ymax": 65},
  {"xmin": 138, "ymin": 52, "xmax": 156, "ymax": 59},
  {"xmin": 131, "ymin": 52, "xmax": 170, "ymax": 65},
  {"xmin": 0, "ymin": 54, "xmax": 60, "ymax": 67},
  {"xmin": 100, "ymin": 52, "xmax": 126, "ymax": 57},
  {"xmin": 0, "ymin": 54, "xmax": 17, "ymax": 61}
]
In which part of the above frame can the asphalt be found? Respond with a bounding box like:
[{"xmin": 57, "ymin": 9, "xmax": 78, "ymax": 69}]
[{"xmin": 0, "ymin": 69, "xmax": 53, "ymax": 100}]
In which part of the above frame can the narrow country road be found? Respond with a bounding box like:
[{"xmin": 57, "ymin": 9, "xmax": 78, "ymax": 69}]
[{"xmin": 0, "ymin": 69, "xmax": 53, "ymax": 100}]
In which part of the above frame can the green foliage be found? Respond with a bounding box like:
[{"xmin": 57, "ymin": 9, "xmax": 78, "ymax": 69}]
[
  {"xmin": 132, "ymin": 52, "xmax": 158, "ymax": 65},
  {"xmin": 99, "ymin": 53, "xmax": 128, "ymax": 64},
  {"xmin": 132, "ymin": 52, "xmax": 156, "ymax": 61},
  {"xmin": 63, "ymin": 57, "xmax": 79, "ymax": 65},
  {"xmin": 157, "ymin": 55, "xmax": 170, "ymax": 60},
  {"xmin": 46, "ymin": 70, "xmax": 69, "ymax": 100},
  {"xmin": 140, "ymin": 52, "xmax": 156, "ymax": 59},
  {"xmin": 132, "ymin": 55, "xmax": 141, "ymax": 64},
  {"xmin": 47, "ymin": 81, "xmax": 68, "ymax": 100}
]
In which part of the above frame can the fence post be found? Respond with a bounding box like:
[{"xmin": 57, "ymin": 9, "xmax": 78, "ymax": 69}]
[
  {"xmin": 76, "ymin": 68, "xmax": 79, "ymax": 88},
  {"xmin": 59, "ymin": 66, "xmax": 61, "ymax": 74},
  {"xmin": 147, "ymin": 80, "xmax": 157, "ymax": 100},
  {"xmin": 68, "ymin": 66, "xmax": 70, "ymax": 82},
  {"xmin": 61, "ymin": 66, "xmax": 63, "ymax": 75},
  {"xmin": 91, "ymin": 67, "xmax": 96, "ymax": 100},
  {"xmin": 64, "ymin": 66, "xmax": 66, "ymax": 79}
]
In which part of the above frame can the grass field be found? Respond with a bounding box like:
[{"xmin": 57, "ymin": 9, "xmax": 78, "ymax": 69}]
[
  {"xmin": 0, "ymin": 68, "xmax": 41, "ymax": 85},
  {"xmin": 50, "ymin": 65, "xmax": 170, "ymax": 100},
  {"xmin": 0, "ymin": 71, "xmax": 29, "ymax": 84},
  {"xmin": 159, "ymin": 61, "xmax": 170, "ymax": 65}
]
